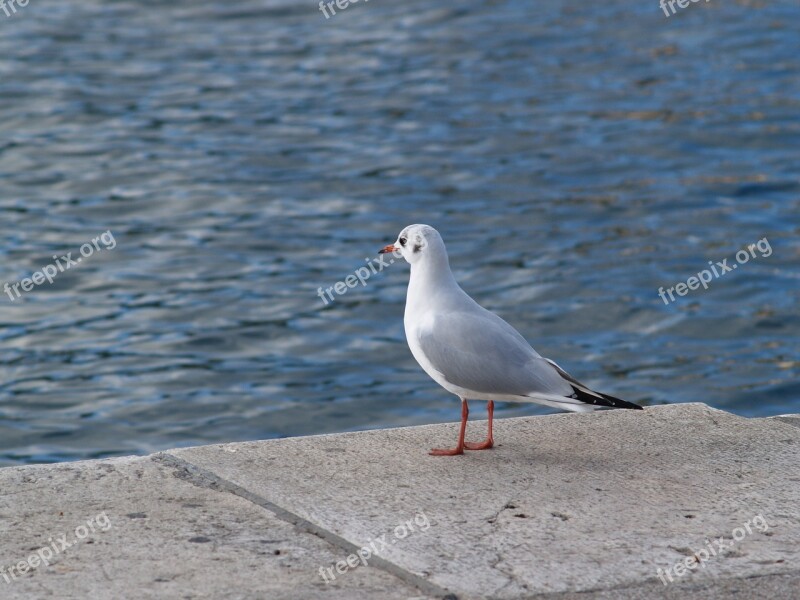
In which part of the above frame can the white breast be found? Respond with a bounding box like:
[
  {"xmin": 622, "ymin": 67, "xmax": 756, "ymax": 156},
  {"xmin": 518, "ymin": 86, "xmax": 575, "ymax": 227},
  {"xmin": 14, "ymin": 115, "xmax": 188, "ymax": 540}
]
[{"xmin": 404, "ymin": 310, "xmax": 460, "ymax": 395}]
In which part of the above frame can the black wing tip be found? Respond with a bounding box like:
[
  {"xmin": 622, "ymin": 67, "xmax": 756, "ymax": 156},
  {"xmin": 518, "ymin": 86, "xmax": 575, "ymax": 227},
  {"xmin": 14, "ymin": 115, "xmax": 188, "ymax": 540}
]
[{"xmin": 570, "ymin": 386, "xmax": 644, "ymax": 410}]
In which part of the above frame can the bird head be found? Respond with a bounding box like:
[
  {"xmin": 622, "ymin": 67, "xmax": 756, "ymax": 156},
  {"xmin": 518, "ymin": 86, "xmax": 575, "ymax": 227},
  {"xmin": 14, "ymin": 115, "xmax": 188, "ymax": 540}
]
[{"xmin": 379, "ymin": 224, "xmax": 444, "ymax": 266}]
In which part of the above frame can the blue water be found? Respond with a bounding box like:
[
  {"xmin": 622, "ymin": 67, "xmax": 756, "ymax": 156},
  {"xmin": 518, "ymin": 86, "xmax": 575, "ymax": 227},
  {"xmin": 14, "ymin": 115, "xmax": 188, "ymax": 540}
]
[{"xmin": 0, "ymin": 0, "xmax": 798, "ymax": 466}]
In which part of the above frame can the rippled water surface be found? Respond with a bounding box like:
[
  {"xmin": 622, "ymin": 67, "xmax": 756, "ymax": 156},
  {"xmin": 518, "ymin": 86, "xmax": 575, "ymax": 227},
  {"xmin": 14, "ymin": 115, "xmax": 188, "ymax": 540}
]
[{"xmin": 0, "ymin": 0, "xmax": 798, "ymax": 466}]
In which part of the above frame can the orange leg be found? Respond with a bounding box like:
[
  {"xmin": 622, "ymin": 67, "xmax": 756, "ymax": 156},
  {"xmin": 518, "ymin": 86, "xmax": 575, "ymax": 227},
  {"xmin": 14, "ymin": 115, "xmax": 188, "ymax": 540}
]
[
  {"xmin": 429, "ymin": 398, "xmax": 468, "ymax": 456},
  {"xmin": 465, "ymin": 400, "xmax": 494, "ymax": 450}
]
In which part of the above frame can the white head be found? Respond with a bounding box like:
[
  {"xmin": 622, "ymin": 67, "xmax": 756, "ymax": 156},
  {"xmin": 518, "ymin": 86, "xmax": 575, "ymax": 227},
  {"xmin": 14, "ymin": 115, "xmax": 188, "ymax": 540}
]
[{"xmin": 379, "ymin": 224, "xmax": 447, "ymax": 267}]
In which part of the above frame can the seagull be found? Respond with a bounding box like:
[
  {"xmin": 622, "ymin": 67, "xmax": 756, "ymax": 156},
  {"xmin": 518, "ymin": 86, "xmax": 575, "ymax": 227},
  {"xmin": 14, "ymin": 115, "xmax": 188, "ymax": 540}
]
[{"xmin": 379, "ymin": 224, "xmax": 642, "ymax": 456}]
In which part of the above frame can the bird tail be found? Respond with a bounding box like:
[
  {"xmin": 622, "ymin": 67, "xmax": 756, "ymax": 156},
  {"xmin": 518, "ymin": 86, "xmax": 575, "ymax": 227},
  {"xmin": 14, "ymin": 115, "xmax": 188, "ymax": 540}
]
[
  {"xmin": 569, "ymin": 386, "xmax": 643, "ymax": 410},
  {"xmin": 544, "ymin": 358, "xmax": 643, "ymax": 410}
]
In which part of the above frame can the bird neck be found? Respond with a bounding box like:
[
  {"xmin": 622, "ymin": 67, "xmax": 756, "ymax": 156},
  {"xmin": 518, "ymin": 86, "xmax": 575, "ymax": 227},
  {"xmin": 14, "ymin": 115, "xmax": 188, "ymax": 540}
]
[{"xmin": 406, "ymin": 254, "xmax": 460, "ymax": 314}]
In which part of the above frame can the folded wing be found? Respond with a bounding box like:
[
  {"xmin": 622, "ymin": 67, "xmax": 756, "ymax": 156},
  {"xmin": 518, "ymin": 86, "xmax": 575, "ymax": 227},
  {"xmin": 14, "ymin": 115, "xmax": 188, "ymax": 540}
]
[{"xmin": 415, "ymin": 309, "xmax": 574, "ymax": 398}]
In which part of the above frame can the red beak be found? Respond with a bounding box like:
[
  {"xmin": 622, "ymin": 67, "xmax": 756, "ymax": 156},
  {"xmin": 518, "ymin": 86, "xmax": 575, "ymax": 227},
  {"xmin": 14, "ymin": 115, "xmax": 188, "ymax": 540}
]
[{"xmin": 379, "ymin": 244, "xmax": 396, "ymax": 254}]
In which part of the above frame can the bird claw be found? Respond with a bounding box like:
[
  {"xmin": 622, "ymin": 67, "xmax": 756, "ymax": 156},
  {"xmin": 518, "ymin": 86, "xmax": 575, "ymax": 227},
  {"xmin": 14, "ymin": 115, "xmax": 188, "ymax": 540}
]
[
  {"xmin": 428, "ymin": 447, "xmax": 465, "ymax": 456},
  {"xmin": 464, "ymin": 439, "xmax": 494, "ymax": 450}
]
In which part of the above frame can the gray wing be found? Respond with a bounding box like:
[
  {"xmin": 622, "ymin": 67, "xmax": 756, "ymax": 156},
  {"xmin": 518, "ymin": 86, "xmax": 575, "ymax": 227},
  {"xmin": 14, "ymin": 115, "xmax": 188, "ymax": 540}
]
[{"xmin": 416, "ymin": 309, "xmax": 573, "ymax": 397}]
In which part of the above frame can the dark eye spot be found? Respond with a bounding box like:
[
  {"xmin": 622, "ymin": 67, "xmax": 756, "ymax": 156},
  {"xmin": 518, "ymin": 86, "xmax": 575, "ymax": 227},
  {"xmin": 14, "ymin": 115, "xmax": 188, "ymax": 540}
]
[{"xmin": 399, "ymin": 237, "xmax": 407, "ymax": 247}]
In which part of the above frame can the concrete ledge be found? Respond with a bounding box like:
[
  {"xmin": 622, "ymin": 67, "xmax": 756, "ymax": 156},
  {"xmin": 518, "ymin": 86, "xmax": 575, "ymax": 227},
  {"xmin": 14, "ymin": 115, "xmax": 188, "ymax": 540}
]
[{"xmin": 1, "ymin": 403, "xmax": 799, "ymax": 599}]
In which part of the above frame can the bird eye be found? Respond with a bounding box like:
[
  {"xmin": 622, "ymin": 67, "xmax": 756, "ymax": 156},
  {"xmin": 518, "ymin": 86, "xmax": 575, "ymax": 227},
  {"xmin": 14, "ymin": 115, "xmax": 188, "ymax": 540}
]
[{"xmin": 399, "ymin": 236, "xmax": 407, "ymax": 247}]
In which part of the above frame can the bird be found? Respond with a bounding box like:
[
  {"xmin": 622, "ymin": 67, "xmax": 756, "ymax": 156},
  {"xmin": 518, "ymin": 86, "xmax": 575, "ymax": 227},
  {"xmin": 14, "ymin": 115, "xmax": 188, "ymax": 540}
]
[{"xmin": 379, "ymin": 224, "xmax": 642, "ymax": 456}]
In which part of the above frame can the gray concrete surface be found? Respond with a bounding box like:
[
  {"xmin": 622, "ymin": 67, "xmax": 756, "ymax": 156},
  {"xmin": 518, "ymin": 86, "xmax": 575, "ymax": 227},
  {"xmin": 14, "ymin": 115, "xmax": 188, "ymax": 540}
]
[{"xmin": 1, "ymin": 403, "xmax": 799, "ymax": 599}]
